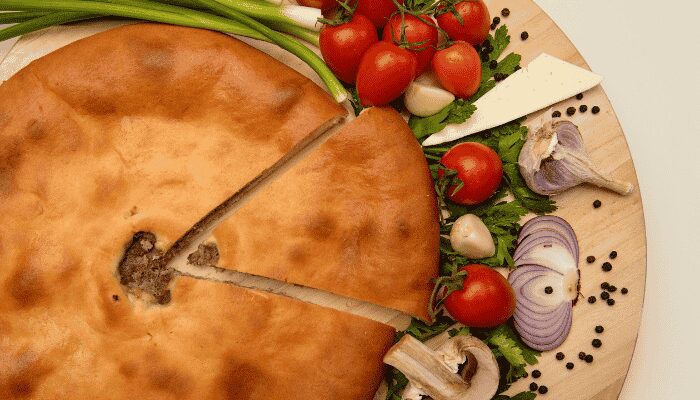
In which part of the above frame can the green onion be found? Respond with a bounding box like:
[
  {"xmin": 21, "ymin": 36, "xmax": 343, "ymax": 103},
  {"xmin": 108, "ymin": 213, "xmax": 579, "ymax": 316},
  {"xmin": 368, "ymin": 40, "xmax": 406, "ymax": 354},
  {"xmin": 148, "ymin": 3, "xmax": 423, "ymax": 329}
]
[
  {"xmin": 0, "ymin": 1, "xmax": 346, "ymax": 102},
  {"xmin": 190, "ymin": 0, "xmax": 344, "ymax": 101},
  {"xmin": 210, "ymin": 0, "xmax": 322, "ymax": 31},
  {"xmin": 266, "ymin": 21, "xmax": 319, "ymax": 46},
  {"xmin": 0, "ymin": 1, "xmax": 268, "ymax": 41},
  {"xmin": 0, "ymin": 12, "xmax": 98, "ymax": 42},
  {"xmin": 0, "ymin": 11, "xmax": 51, "ymax": 24}
]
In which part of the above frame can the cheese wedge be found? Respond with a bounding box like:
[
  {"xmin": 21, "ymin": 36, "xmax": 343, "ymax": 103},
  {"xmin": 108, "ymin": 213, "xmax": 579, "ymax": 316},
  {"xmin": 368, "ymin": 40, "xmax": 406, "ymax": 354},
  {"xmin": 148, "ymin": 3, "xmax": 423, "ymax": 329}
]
[{"xmin": 422, "ymin": 53, "xmax": 602, "ymax": 146}]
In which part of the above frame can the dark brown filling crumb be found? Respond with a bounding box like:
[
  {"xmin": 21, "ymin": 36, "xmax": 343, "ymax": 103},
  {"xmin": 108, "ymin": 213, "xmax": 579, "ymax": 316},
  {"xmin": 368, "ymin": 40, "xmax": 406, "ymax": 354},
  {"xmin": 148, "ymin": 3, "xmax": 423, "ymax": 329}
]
[
  {"xmin": 117, "ymin": 231, "xmax": 173, "ymax": 305},
  {"xmin": 187, "ymin": 242, "xmax": 220, "ymax": 267}
]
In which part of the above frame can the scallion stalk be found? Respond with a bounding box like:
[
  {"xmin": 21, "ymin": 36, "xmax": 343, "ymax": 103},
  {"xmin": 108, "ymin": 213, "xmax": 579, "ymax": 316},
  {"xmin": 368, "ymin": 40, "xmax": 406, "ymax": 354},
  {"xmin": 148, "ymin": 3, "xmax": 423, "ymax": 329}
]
[
  {"xmin": 0, "ymin": 1, "xmax": 268, "ymax": 41},
  {"xmin": 266, "ymin": 21, "xmax": 319, "ymax": 46},
  {"xmin": 0, "ymin": 1, "xmax": 346, "ymax": 102},
  {"xmin": 210, "ymin": 0, "xmax": 322, "ymax": 31},
  {"xmin": 0, "ymin": 12, "xmax": 98, "ymax": 41},
  {"xmin": 189, "ymin": 0, "xmax": 344, "ymax": 101},
  {"xmin": 0, "ymin": 11, "xmax": 50, "ymax": 24}
]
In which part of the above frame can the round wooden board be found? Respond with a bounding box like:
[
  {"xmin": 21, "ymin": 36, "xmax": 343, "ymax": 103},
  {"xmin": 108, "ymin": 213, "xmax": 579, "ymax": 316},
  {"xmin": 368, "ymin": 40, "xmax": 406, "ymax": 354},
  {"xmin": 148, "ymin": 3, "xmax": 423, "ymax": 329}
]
[
  {"xmin": 479, "ymin": 1, "xmax": 647, "ymax": 398},
  {"xmin": 0, "ymin": 1, "xmax": 646, "ymax": 399}
]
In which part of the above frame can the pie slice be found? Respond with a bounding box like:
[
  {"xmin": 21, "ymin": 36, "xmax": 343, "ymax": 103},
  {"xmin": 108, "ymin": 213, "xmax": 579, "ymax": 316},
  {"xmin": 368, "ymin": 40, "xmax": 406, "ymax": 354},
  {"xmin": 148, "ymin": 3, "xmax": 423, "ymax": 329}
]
[
  {"xmin": 0, "ymin": 24, "xmax": 395, "ymax": 399},
  {"xmin": 212, "ymin": 107, "xmax": 441, "ymax": 320}
]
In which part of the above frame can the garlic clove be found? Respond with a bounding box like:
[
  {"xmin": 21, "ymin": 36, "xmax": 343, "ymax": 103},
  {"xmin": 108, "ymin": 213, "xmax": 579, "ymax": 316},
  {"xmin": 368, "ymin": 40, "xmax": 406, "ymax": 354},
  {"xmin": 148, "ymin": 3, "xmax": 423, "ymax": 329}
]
[
  {"xmin": 405, "ymin": 72, "xmax": 456, "ymax": 117},
  {"xmin": 449, "ymin": 214, "xmax": 495, "ymax": 259},
  {"xmin": 519, "ymin": 120, "xmax": 634, "ymax": 196}
]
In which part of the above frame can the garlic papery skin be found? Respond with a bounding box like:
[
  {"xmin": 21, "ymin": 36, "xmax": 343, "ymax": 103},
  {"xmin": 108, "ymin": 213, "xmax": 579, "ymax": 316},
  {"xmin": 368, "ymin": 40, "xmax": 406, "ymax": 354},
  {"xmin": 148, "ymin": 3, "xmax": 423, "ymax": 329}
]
[{"xmin": 519, "ymin": 120, "xmax": 634, "ymax": 196}]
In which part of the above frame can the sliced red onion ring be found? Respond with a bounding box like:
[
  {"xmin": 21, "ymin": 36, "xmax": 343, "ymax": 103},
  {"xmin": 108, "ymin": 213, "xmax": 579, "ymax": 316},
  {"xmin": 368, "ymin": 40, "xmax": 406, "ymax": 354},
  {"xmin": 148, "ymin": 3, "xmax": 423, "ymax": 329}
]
[
  {"xmin": 518, "ymin": 216, "xmax": 579, "ymax": 262},
  {"xmin": 509, "ymin": 216, "xmax": 579, "ymax": 351}
]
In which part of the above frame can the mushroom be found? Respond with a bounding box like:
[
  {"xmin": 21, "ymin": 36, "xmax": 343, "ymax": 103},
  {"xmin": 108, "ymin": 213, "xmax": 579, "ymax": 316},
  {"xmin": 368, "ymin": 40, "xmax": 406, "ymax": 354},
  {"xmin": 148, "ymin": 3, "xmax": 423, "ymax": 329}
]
[
  {"xmin": 404, "ymin": 72, "xmax": 456, "ymax": 117},
  {"xmin": 449, "ymin": 214, "xmax": 495, "ymax": 259},
  {"xmin": 519, "ymin": 118, "xmax": 634, "ymax": 196},
  {"xmin": 384, "ymin": 334, "xmax": 500, "ymax": 400}
]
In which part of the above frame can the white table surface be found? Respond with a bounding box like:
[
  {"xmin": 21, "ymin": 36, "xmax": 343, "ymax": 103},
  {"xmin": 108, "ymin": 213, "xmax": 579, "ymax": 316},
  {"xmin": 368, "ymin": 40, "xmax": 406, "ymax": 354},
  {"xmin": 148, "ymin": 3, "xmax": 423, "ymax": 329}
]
[{"xmin": 2, "ymin": 1, "xmax": 699, "ymax": 398}]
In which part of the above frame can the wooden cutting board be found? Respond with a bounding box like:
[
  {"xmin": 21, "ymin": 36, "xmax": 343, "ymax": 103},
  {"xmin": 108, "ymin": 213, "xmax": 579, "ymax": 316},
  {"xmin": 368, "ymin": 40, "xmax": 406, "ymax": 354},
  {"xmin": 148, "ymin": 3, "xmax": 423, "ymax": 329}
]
[{"xmin": 0, "ymin": 1, "xmax": 646, "ymax": 399}]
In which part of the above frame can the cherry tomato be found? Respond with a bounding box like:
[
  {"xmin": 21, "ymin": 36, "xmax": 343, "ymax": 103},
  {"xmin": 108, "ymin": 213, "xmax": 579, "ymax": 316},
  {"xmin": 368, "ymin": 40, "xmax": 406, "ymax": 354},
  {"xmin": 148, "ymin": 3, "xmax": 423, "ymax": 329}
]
[
  {"xmin": 354, "ymin": 0, "xmax": 404, "ymax": 28},
  {"xmin": 382, "ymin": 14, "xmax": 438, "ymax": 76},
  {"xmin": 297, "ymin": 0, "xmax": 337, "ymax": 11},
  {"xmin": 356, "ymin": 41, "xmax": 416, "ymax": 106},
  {"xmin": 431, "ymin": 42, "xmax": 482, "ymax": 99},
  {"xmin": 444, "ymin": 264, "xmax": 516, "ymax": 328},
  {"xmin": 439, "ymin": 142, "xmax": 503, "ymax": 205},
  {"xmin": 320, "ymin": 14, "xmax": 378, "ymax": 84},
  {"xmin": 436, "ymin": 0, "xmax": 490, "ymax": 45}
]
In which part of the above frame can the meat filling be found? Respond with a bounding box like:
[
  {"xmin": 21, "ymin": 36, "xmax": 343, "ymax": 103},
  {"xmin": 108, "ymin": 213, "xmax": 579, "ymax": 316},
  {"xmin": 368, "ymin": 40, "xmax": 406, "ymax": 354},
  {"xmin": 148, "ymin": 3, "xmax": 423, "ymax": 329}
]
[{"xmin": 117, "ymin": 231, "xmax": 174, "ymax": 305}]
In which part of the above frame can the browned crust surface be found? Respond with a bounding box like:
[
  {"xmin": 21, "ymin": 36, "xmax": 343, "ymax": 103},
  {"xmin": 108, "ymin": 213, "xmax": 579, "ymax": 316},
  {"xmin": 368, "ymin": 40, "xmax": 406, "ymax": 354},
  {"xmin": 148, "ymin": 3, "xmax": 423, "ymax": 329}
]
[
  {"xmin": 214, "ymin": 107, "xmax": 441, "ymax": 320},
  {"xmin": 0, "ymin": 24, "xmax": 397, "ymax": 400}
]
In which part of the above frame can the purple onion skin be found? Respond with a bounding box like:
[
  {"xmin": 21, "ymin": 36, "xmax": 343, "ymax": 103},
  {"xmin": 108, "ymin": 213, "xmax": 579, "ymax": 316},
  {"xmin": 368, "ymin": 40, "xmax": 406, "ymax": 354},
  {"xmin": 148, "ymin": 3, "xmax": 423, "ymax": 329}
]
[
  {"xmin": 509, "ymin": 216, "xmax": 580, "ymax": 352},
  {"xmin": 518, "ymin": 216, "xmax": 579, "ymax": 262}
]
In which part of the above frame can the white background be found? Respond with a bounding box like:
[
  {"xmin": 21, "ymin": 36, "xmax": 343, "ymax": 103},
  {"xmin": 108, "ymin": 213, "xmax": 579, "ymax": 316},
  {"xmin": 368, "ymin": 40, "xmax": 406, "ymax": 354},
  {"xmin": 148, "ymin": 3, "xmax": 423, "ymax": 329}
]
[{"xmin": 2, "ymin": 1, "xmax": 699, "ymax": 398}]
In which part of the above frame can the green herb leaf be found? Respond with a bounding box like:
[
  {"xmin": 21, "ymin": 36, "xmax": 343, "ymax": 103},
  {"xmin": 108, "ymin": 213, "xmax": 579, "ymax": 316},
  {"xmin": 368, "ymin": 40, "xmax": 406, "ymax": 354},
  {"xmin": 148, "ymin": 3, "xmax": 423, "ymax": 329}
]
[
  {"xmin": 448, "ymin": 326, "xmax": 471, "ymax": 337},
  {"xmin": 495, "ymin": 52, "xmax": 522, "ymax": 75},
  {"xmin": 503, "ymin": 164, "xmax": 557, "ymax": 214},
  {"xmin": 493, "ymin": 391, "xmax": 538, "ymax": 400},
  {"xmin": 489, "ymin": 25, "xmax": 510, "ymax": 61},
  {"xmin": 399, "ymin": 313, "xmax": 455, "ymax": 342},
  {"xmin": 479, "ymin": 324, "xmax": 541, "ymax": 382},
  {"xmin": 409, "ymin": 100, "xmax": 477, "ymax": 139}
]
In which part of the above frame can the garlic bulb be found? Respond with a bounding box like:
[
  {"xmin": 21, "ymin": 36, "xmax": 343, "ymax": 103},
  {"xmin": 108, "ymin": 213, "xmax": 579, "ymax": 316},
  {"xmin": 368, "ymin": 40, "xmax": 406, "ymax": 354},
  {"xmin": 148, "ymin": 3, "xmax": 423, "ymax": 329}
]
[{"xmin": 518, "ymin": 120, "xmax": 633, "ymax": 196}]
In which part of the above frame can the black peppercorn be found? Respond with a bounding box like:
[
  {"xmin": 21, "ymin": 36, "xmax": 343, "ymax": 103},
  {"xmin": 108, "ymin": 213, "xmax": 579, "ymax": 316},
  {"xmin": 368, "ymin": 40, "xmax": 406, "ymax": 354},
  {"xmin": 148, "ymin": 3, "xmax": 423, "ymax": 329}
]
[
  {"xmin": 112, "ymin": 294, "xmax": 119, "ymax": 301},
  {"xmin": 587, "ymin": 255, "xmax": 596, "ymax": 263},
  {"xmin": 585, "ymin": 354, "xmax": 594, "ymax": 363},
  {"xmin": 566, "ymin": 106, "xmax": 576, "ymax": 116},
  {"xmin": 621, "ymin": 288, "xmax": 629, "ymax": 295},
  {"xmin": 489, "ymin": 60, "xmax": 498, "ymax": 69},
  {"xmin": 494, "ymin": 73, "xmax": 508, "ymax": 81},
  {"xmin": 501, "ymin": 8, "xmax": 510, "ymax": 17},
  {"xmin": 480, "ymin": 52, "xmax": 489, "ymax": 62},
  {"xmin": 592, "ymin": 339, "xmax": 602, "ymax": 348},
  {"xmin": 556, "ymin": 352, "xmax": 565, "ymax": 360},
  {"xmin": 610, "ymin": 250, "xmax": 618, "ymax": 259},
  {"xmin": 600, "ymin": 291, "xmax": 610, "ymax": 300},
  {"xmin": 592, "ymin": 106, "xmax": 600, "ymax": 114},
  {"xmin": 530, "ymin": 382, "xmax": 539, "ymax": 391},
  {"xmin": 608, "ymin": 285, "xmax": 618, "ymax": 292},
  {"xmin": 576, "ymin": 93, "xmax": 584, "ymax": 100},
  {"xmin": 532, "ymin": 370, "xmax": 542, "ymax": 379},
  {"xmin": 579, "ymin": 105, "xmax": 588, "ymax": 113},
  {"xmin": 566, "ymin": 362, "xmax": 575, "ymax": 370},
  {"xmin": 578, "ymin": 352, "xmax": 586, "ymax": 360},
  {"xmin": 601, "ymin": 282, "xmax": 609, "ymax": 289},
  {"xmin": 538, "ymin": 385, "xmax": 548, "ymax": 394},
  {"xmin": 521, "ymin": 31, "xmax": 529, "ymax": 40},
  {"xmin": 490, "ymin": 22, "xmax": 497, "ymax": 30},
  {"xmin": 593, "ymin": 199, "xmax": 602, "ymax": 208},
  {"xmin": 602, "ymin": 262, "xmax": 613, "ymax": 272},
  {"xmin": 595, "ymin": 325, "xmax": 604, "ymax": 333},
  {"xmin": 545, "ymin": 286, "xmax": 554, "ymax": 294},
  {"xmin": 607, "ymin": 298, "xmax": 616, "ymax": 306},
  {"xmin": 587, "ymin": 296, "xmax": 597, "ymax": 304},
  {"xmin": 493, "ymin": 17, "xmax": 501, "ymax": 25},
  {"xmin": 552, "ymin": 110, "xmax": 562, "ymax": 118}
]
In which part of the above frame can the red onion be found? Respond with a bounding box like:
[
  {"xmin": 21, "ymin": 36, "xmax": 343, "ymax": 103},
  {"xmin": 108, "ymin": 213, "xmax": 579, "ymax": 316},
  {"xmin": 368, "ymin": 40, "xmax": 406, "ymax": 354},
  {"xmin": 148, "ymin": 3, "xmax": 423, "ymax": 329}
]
[{"xmin": 508, "ymin": 216, "xmax": 580, "ymax": 351}]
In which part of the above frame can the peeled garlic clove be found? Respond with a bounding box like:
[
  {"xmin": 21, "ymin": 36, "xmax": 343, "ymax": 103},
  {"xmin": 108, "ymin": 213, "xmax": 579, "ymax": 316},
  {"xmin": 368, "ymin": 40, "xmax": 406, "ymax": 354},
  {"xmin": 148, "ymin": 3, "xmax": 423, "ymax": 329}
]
[
  {"xmin": 405, "ymin": 72, "xmax": 455, "ymax": 117},
  {"xmin": 519, "ymin": 120, "xmax": 633, "ymax": 196},
  {"xmin": 449, "ymin": 214, "xmax": 495, "ymax": 259}
]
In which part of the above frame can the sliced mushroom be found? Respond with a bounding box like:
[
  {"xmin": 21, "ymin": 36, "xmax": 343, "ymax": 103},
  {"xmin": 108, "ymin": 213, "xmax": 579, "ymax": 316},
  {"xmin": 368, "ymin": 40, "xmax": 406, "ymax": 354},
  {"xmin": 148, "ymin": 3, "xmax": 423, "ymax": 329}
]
[{"xmin": 384, "ymin": 334, "xmax": 500, "ymax": 400}]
